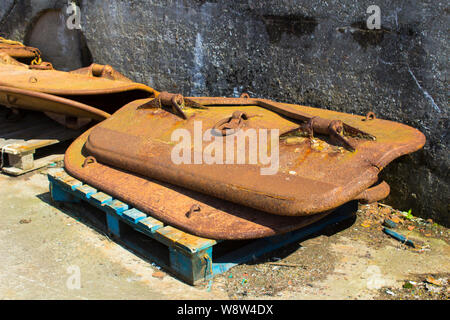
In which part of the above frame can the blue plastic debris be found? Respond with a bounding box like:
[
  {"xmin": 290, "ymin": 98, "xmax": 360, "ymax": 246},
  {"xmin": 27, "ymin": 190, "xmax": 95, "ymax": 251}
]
[
  {"xmin": 383, "ymin": 219, "xmax": 398, "ymax": 229},
  {"xmin": 383, "ymin": 227, "xmax": 415, "ymax": 247}
]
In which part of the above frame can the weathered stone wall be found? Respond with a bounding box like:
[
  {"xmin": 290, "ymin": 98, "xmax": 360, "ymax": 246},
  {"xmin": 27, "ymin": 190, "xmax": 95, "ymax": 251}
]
[
  {"xmin": 0, "ymin": 0, "xmax": 91, "ymax": 70},
  {"xmin": 1, "ymin": 0, "xmax": 448, "ymax": 225}
]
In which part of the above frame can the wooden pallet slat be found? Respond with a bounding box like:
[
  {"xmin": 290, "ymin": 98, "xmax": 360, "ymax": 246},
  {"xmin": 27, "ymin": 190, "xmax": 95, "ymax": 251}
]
[
  {"xmin": 156, "ymin": 226, "xmax": 216, "ymax": 254},
  {"xmin": 122, "ymin": 208, "xmax": 147, "ymax": 223},
  {"xmin": 3, "ymin": 154, "xmax": 63, "ymax": 176},
  {"xmin": 89, "ymin": 192, "xmax": 113, "ymax": 206},
  {"xmin": 58, "ymin": 176, "xmax": 83, "ymax": 191},
  {"xmin": 3, "ymin": 139, "xmax": 59, "ymax": 155},
  {"xmin": 74, "ymin": 184, "xmax": 97, "ymax": 199},
  {"xmin": 0, "ymin": 109, "xmax": 82, "ymax": 176},
  {"xmin": 137, "ymin": 216, "xmax": 164, "ymax": 233},
  {"xmin": 104, "ymin": 199, "xmax": 129, "ymax": 215}
]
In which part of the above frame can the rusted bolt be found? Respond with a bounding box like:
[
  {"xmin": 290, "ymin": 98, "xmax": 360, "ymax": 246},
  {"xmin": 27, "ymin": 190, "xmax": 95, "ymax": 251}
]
[
  {"xmin": 28, "ymin": 62, "xmax": 53, "ymax": 70},
  {"xmin": 328, "ymin": 120, "xmax": 357, "ymax": 151},
  {"xmin": 82, "ymin": 156, "xmax": 97, "ymax": 168},
  {"xmin": 91, "ymin": 63, "xmax": 105, "ymax": 77},
  {"xmin": 171, "ymin": 94, "xmax": 187, "ymax": 119},
  {"xmin": 156, "ymin": 92, "xmax": 187, "ymax": 119},
  {"xmin": 172, "ymin": 94, "xmax": 184, "ymax": 108},
  {"xmin": 364, "ymin": 111, "xmax": 376, "ymax": 121},
  {"xmin": 305, "ymin": 116, "xmax": 318, "ymax": 138},
  {"xmin": 185, "ymin": 204, "xmax": 201, "ymax": 218},
  {"xmin": 103, "ymin": 65, "xmax": 114, "ymax": 76},
  {"xmin": 329, "ymin": 120, "xmax": 344, "ymax": 135},
  {"xmin": 213, "ymin": 111, "xmax": 248, "ymax": 136}
]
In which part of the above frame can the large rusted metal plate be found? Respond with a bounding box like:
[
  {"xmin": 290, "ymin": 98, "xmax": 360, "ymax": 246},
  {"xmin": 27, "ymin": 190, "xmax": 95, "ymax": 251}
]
[
  {"xmin": 64, "ymin": 128, "xmax": 334, "ymax": 240},
  {"xmin": 0, "ymin": 61, "xmax": 158, "ymax": 117},
  {"xmin": 83, "ymin": 96, "xmax": 426, "ymax": 216},
  {"xmin": 0, "ymin": 62, "xmax": 156, "ymax": 96},
  {"xmin": 0, "ymin": 86, "xmax": 110, "ymax": 120}
]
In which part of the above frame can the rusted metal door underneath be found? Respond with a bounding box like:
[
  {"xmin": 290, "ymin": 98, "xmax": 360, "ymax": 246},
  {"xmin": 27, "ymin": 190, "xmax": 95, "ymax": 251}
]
[
  {"xmin": 0, "ymin": 56, "xmax": 158, "ymax": 121},
  {"xmin": 65, "ymin": 129, "xmax": 335, "ymax": 240}
]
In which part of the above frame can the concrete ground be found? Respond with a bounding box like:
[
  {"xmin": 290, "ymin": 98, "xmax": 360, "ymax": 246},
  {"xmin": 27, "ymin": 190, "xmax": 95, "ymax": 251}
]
[{"xmin": 0, "ymin": 167, "xmax": 448, "ymax": 300}]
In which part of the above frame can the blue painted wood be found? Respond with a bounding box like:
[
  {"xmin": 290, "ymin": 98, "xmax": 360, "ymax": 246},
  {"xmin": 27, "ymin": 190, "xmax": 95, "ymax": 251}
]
[
  {"xmin": 137, "ymin": 216, "xmax": 164, "ymax": 233},
  {"xmin": 122, "ymin": 208, "xmax": 147, "ymax": 224},
  {"xmin": 89, "ymin": 192, "xmax": 113, "ymax": 206},
  {"xmin": 169, "ymin": 246, "xmax": 214, "ymax": 282},
  {"xmin": 58, "ymin": 176, "xmax": 83, "ymax": 191},
  {"xmin": 104, "ymin": 199, "xmax": 129, "ymax": 216},
  {"xmin": 106, "ymin": 213, "xmax": 121, "ymax": 237},
  {"xmin": 49, "ymin": 180, "xmax": 80, "ymax": 203},
  {"xmin": 155, "ymin": 226, "xmax": 216, "ymax": 254},
  {"xmin": 47, "ymin": 170, "xmax": 358, "ymax": 285},
  {"xmin": 169, "ymin": 247, "xmax": 193, "ymax": 280},
  {"xmin": 74, "ymin": 184, "xmax": 97, "ymax": 199}
]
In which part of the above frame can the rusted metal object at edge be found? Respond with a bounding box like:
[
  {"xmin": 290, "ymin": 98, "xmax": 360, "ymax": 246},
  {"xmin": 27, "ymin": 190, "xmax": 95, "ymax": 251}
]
[
  {"xmin": 0, "ymin": 55, "xmax": 159, "ymax": 122},
  {"xmin": 0, "ymin": 38, "xmax": 157, "ymax": 124},
  {"xmin": 0, "ymin": 85, "xmax": 110, "ymax": 120},
  {"xmin": 0, "ymin": 38, "xmax": 41, "ymax": 63},
  {"xmin": 64, "ymin": 128, "xmax": 338, "ymax": 240},
  {"xmin": 81, "ymin": 95, "xmax": 426, "ymax": 217}
]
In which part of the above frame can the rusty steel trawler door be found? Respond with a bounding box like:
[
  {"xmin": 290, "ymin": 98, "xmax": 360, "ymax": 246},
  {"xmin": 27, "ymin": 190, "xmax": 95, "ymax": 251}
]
[{"xmin": 64, "ymin": 93, "xmax": 425, "ymax": 221}]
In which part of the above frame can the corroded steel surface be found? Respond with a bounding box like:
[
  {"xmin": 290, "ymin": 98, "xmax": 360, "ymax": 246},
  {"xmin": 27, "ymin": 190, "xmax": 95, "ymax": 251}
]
[
  {"xmin": 65, "ymin": 128, "xmax": 334, "ymax": 240},
  {"xmin": 0, "ymin": 62, "xmax": 157, "ymax": 97},
  {"xmin": 82, "ymin": 95, "xmax": 425, "ymax": 216},
  {"xmin": 0, "ymin": 58, "xmax": 158, "ymax": 120},
  {"xmin": 0, "ymin": 39, "xmax": 41, "ymax": 62},
  {"xmin": 0, "ymin": 52, "xmax": 29, "ymax": 67},
  {"xmin": 0, "ymin": 39, "xmax": 156, "ymax": 120},
  {"xmin": 69, "ymin": 63, "xmax": 133, "ymax": 82},
  {"xmin": 354, "ymin": 181, "xmax": 390, "ymax": 204},
  {"xmin": 0, "ymin": 86, "xmax": 110, "ymax": 120}
]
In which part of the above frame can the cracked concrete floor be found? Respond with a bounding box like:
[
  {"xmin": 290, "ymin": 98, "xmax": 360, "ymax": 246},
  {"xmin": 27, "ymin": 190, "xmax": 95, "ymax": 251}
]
[{"xmin": 0, "ymin": 168, "xmax": 448, "ymax": 300}]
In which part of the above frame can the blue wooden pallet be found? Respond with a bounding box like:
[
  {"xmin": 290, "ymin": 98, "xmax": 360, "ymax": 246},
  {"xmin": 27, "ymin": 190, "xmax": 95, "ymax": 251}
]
[{"xmin": 47, "ymin": 168, "xmax": 357, "ymax": 285}]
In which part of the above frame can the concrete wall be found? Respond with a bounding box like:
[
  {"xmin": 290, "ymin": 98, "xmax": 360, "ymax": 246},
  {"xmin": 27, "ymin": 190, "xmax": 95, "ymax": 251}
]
[{"xmin": 1, "ymin": 0, "xmax": 448, "ymax": 225}]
